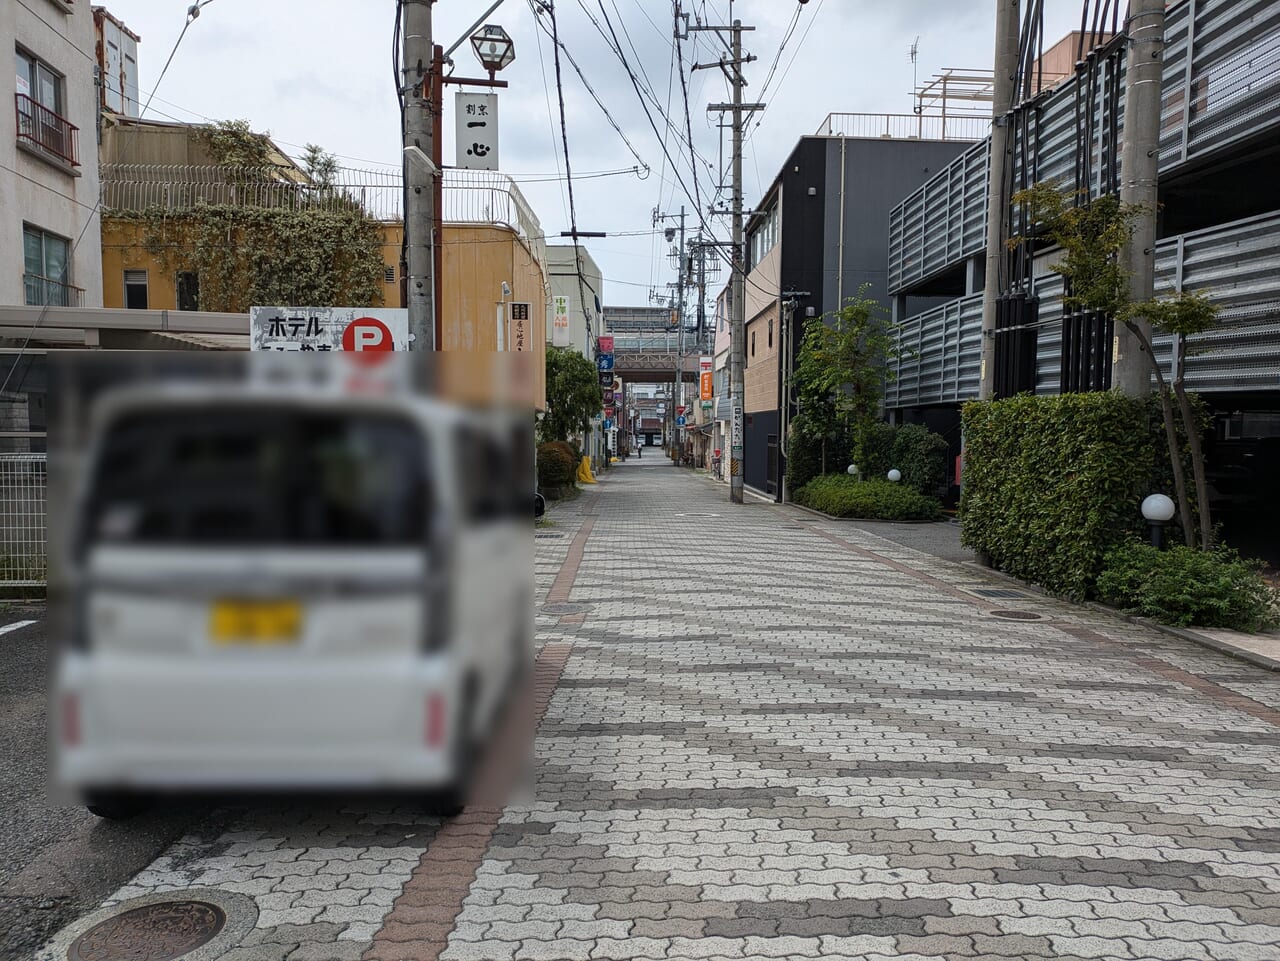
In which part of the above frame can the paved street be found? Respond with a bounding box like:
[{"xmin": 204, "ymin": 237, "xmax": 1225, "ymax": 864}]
[{"xmin": 22, "ymin": 460, "xmax": 1280, "ymax": 961}]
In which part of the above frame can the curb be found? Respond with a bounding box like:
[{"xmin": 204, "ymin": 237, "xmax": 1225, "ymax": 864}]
[
  {"xmin": 958, "ymin": 560, "xmax": 1280, "ymax": 673},
  {"xmin": 785, "ymin": 501, "xmax": 953, "ymax": 526}
]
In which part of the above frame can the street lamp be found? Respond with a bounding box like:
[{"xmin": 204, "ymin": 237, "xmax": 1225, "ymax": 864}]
[
  {"xmin": 470, "ymin": 24, "xmax": 515, "ymax": 80},
  {"xmin": 1142, "ymin": 493, "xmax": 1176, "ymax": 549},
  {"xmin": 887, "ymin": 469, "xmax": 902, "ymax": 483}
]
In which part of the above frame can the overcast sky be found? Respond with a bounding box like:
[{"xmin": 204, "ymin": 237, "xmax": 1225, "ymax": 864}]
[{"xmin": 108, "ymin": 0, "xmax": 1086, "ymax": 308}]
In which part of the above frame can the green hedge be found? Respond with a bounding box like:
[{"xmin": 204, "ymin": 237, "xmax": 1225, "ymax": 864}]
[
  {"xmin": 892, "ymin": 424, "xmax": 950, "ymax": 496},
  {"xmin": 961, "ymin": 393, "xmax": 1163, "ymax": 599},
  {"xmin": 1097, "ymin": 540, "xmax": 1279, "ymax": 632},
  {"xmin": 794, "ymin": 476, "xmax": 944, "ymax": 521},
  {"xmin": 788, "ymin": 421, "xmax": 950, "ymax": 496},
  {"xmin": 536, "ymin": 442, "xmax": 577, "ymax": 491}
]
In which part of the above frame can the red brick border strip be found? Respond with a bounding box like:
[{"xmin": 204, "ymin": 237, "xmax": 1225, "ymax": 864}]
[
  {"xmin": 547, "ymin": 516, "xmax": 595, "ymax": 606},
  {"xmin": 364, "ymin": 643, "xmax": 573, "ymax": 961},
  {"xmin": 1135, "ymin": 656, "xmax": 1280, "ymax": 729}
]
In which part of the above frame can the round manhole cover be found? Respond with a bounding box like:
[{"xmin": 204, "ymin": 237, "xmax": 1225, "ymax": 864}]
[
  {"xmin": 990, "ymin": 609, "xmax": 1046, "ymax": 621},
  {"xmin": 541, "ymin": 602, "xmax": 593, "ymax": 615},
  {"xmin": 69, "ymin": 901, "xmax": 226, "ymax": 961}
]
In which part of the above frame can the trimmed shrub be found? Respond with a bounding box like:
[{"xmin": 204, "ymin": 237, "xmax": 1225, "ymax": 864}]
[
  {"xmin": 536, "ymin": 442, "xmax": 577, "ymax": 493},
  {"xmin": 1097, "ymin": 540, "xmax": 1280, "ymax": 632},
  {"xmin": 785, "ymin": 421, "xmax": 854, "ymax": 493},
  {"xmin": 795, "ymin": 476, "xmax": 944, "ymax": 521},
  {"xmin": 891, "ymin": 423, "xmax": 949, "ymax": 496},
  {"xmin": 856, "ymin": 421, "xmax": 897, "ymax": 481}
]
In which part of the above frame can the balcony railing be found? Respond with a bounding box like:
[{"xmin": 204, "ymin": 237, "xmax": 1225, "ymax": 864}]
[
  {"xmin": 23, "ymin": 273, "xmax": 84, "ymax": 307},
  {"xmin": 15, "ymin": 94, "xmax": 80, "ymax": 167},
  {"xmin": 816, "ymin": 112, "xmax": 989, "ymax": 142}
]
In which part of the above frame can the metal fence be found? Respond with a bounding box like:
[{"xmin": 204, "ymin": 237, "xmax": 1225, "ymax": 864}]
[
  {"xmin": 889, "ymin": 210, "xmax": 1280, "ymax": 408},
  {"xmin": 816, "ymin": 112, "xmax": 989, "ymax": 142},
  {"xmin": 888, "ymin": 0, "xmax": 1280, "ymax": 295},
  {"xmin": 0, "ymin": 454, "xmax": 46, "ymax": 588}
]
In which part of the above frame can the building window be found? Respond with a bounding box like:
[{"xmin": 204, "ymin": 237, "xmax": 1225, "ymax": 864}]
[
  {"xmin": 22, "ymin": 225, "xmax": 73, "ymax": 306},
  {"xmin": 124, "ymin": 270, "xmax": 148, "ymax": 309},
  {"xmin": 384, "ymin": 265, "xmax": 396, "ymax": 284},
  {"xmin": 751, "ymin": 330, "xmax": 756, "ymax": 358},
  {"xmin": 177, "ymin": 271, "xmax": 199, "ymax": 311},
  {"xmin": 15, "ymin": 47, "xmax": 79, "ymax": 166}
]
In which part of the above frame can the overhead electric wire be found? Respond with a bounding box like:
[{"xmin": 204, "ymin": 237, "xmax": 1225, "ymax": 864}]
[
  {"xmin": 544, "ymin": 1, "xmax": 597, "ymax": 343},
  {"xmin": 745, "ymin": 0, "xmax": 825, "ymax": 141}
]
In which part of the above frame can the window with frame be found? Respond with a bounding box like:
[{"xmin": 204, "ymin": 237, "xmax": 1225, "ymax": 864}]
[
  {"xmin": 15, "ymin": 47, "xmax": 78, "ymax": 165},
  {"xmin": 177, "ymin": 271, "xmax": 199, "ymax": 311},
  {"xmin": 124, "ymin": 270, "xmax": 148, "ymax": 309},
  {"xmin": 22, "ymin": 225, "xmax": 71, "ymax": 306}
]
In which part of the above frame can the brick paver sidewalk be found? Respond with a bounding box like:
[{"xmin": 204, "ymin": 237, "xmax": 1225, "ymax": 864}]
[{"xmin": 33, "ymin": 461, "xmax": 1280, "ymax": 961}]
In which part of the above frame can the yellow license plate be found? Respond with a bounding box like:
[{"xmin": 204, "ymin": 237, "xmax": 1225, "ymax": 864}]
[{"xmin": 210, "ymin": 600, "xmax": 302, "ymax": 645}]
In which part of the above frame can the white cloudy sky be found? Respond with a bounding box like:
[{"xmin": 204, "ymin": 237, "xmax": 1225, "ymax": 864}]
[{"xmin": 109, "ymin": 0, "xmax": 1085, "ymax": 306}]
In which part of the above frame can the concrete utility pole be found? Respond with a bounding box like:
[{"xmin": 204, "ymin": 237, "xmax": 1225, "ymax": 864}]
[
  {"xmin": 978, "ymin": 0, "xmax": 1021, "ymax": 399},
  {"xmin": 694, "ymin": 8, "xmax": 758, "ymax": 501},
  {"xmin": 1113, "ymin": 0, "xmax": 1166, "ymax": 396},
  {"xmin": 403, "ymin": 0, "xmax": 436, "ymax": 351},
  {"xmin": 675, "ymin": 206, "xmax": 687, "ymax": 465}
]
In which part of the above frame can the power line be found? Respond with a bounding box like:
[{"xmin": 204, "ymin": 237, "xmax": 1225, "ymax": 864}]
[{"xmin": 745, "ymin": 0, "xmax": 825, "ymax": 141}]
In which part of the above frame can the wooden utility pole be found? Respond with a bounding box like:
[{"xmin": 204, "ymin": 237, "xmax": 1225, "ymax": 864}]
[
  {"xmin": 1113, "ymin": 0, "xmax": 1166, "ymax": 396},
  {"xmin": 978, "ymin": 0, "xmax": 1021, "ymax": 399}
]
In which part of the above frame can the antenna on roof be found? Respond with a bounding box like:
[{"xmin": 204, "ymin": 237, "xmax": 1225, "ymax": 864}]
[{"xmin": 910, "ymin": 36, "xmax": 921, "ymax": 114}]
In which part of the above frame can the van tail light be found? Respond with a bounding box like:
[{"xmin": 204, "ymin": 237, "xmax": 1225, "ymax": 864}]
[
  {"xmin": 425, "ymin": 693, "xmax": 447, "ymax": 748},
  {"xmin": 62, "ymin": 692, "xmax": 81, "ymax": 747}
]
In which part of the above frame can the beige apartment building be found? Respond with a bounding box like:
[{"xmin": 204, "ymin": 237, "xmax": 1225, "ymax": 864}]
[{"xmin": 3, "ymin": 0, "xmax": 103, "ymax": 309}]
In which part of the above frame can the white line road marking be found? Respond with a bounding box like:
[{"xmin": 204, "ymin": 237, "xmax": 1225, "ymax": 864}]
[{"xmin": 0, "ymin": 619, "xmax": 37, "ymax": 635}]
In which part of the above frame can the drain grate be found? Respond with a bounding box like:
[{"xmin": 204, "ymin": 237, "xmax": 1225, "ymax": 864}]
[
  {"xmin": 534, "ymin": 532, "xmax": 564, "ymax": 539},
  {"xmin": 971, "ymin": 588, "xmax": 1030, "ymax": 599},
  {"xmin": 69, "ymin": 901, "xmax": 226, "ymax": 961},
  {"xmin": 989, "ymin": 609, "xmax": 1045, "ymax": 621},
  {"xmin": 541, "ymin": 602, "xmax": 593, "ymax": 615}
]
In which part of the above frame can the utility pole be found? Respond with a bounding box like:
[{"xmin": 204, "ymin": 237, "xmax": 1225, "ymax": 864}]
[
  {"xmin": 1113, "ymin": 0, "xmax": 1166, "ymax": 396},
  {"xmin": 978, "ymin": 0, "xmax": 1020, "ymax": 398},
  {"xmin": 402, "ymin": 0, "xmax": 436, "ymax": 352},
  {"xmin": 675, "ymin": 206, "xmax": 687, "ymax": 466}
]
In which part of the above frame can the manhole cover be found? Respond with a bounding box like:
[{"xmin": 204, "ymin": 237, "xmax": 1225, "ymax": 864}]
[
  {"xmin": 69, "ymin": 901, "xmax": 226, "ymax": 961},
  {"xmin": 989, "ymin": 609, "xmax": 1046, "ymax": 621},
  {"xmin": 541, "ymin": 602, "xmax": 592, "ymax": 615}
]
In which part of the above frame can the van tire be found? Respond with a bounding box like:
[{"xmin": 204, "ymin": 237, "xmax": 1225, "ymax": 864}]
[
  {"xmin": 85, "ymin": 791, "xmax": 149, "ymax": 820},
  {"xmin": 425, "ymin": 686, "xmax": 476, "ymax": 818}
]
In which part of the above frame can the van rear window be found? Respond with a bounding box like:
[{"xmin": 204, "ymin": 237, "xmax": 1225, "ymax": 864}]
[{"xmin": 86, "ymin": 408, "xmax": 427, "ymax": 546}]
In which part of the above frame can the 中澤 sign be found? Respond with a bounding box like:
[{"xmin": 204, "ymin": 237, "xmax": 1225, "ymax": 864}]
[
  {"xmin": 250, "ymin": 307, "xmax": 410, "ymax": 352},
  {"xmin": 553, "ymin": 295, "xmax": 570, "ymax": 347},
  {"xmin": 456, "ymin": 92, "xmax": 498, "ymax": 171},
  {"xmin": 509, "ymin": 302, "xmax": 531, "ymax": 351}
]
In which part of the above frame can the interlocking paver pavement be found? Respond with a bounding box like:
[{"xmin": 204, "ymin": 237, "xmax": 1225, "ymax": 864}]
[
  {"xmin": 455, "ymin": 463, "xmax": 1280, "ymax": 961},
  {"xmin": 30, "ymin": 462, "xmax": 1280, "ymax": 961}
]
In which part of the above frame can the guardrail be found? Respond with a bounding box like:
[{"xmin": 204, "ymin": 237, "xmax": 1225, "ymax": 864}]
[
  {"xmin": 15, "ymin": 93, "xmax": 79, "ymax": 166},
  {"xmin": 22, "ymin": 273, "xmax": 84, "ymax": 308},
  {"xmin": 816, "ymin": 112, "xmax": 989, "ymax": 141}
]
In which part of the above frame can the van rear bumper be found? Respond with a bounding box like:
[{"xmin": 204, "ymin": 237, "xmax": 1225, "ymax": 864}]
[{"xmin": 52, "ymin": 653, "xmax": 462, "ymax": 792}]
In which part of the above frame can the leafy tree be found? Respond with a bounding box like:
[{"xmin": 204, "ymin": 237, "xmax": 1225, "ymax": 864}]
[
  {"xmin": 791, "ymin": 287, "xmax": 902, "ymax": 475},
  {"xmin": 541, "ymin": 347, "xmax": 601, "ymax": 445},
  {"xmin": 302, "ymin": 143, "xmax": 339, "ymax": 187},
  {"xmin": 1009, "ymin": 181, "xmax": 1220, "ymax": 549}
]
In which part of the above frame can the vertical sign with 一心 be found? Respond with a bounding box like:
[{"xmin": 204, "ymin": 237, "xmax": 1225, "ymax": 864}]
[
  {"xmin": 553, "ymin": 295, "xmax": 570, "ymax": 347},
  {"xmin": 456, "ymin": 92, "xmax": 498, "ymax": 171}
]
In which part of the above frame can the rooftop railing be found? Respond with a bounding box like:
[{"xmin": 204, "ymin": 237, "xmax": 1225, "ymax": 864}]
[{"xmin": 815, "ymin": 112, "xmax": 989, "ymax": 142}]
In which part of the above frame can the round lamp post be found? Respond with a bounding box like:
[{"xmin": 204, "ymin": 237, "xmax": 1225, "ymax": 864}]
[
  {"xmin": 847, "ymin": 464, "xmax": 857, "ymax": 476},
  {"xmin": 887, "ymin": 469, "xmax": 902, "ymax": 483},
  {"xmin": 1141, "ymin": 493, "xmax": 1176, "ymax": 549}
]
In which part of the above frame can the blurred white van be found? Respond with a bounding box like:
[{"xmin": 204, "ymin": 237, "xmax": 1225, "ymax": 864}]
[{"xmin": 51, "ymin": 378, "xmax": 531, "ymax": 818}]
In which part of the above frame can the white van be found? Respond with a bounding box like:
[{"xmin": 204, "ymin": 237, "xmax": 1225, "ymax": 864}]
[{"xmin": 51, "ymin": 378, "xmax": 532, "ymax": 818}]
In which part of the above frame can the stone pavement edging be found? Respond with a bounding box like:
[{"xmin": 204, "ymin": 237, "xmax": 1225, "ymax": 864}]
[{"xmin": 956, "ymin": 557, "xmax": 1280, "ymax": 673}]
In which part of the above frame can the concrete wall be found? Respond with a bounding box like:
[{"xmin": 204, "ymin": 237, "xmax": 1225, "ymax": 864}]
[
  {"xmin": 545, "ymin": 244, "xmax": 602, "ymax": 356},
  {"xmin": 2, "ymin": 0, "xmax": 103, "ymax": 308}
]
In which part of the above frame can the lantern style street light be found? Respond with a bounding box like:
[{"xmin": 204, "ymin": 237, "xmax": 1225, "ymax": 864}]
[
  {"xmin": 471, "ymin": 25, "xmax": 515, "ymax": 80},
  {"xmin": 1141, "ymin": 493, "xmax": 1176, "ymax": 549}
]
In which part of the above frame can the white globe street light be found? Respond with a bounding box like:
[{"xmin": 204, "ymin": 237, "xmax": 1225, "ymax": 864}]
[
  {"xmin": 847, "ymin": 464, "xmax": 857, "ymax": 476},
  {"xmin": 887, "ymin": 469, "xmax": 902, "ymax": 483},
  {"xmin": 1141, "ymin": 493, "xmax": 1176, "ymax": 549}
]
